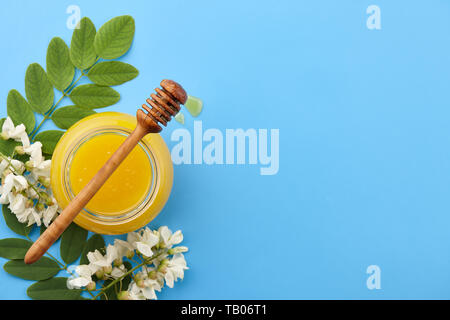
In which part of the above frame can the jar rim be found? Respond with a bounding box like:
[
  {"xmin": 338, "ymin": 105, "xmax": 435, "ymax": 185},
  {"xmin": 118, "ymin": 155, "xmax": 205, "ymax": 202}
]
[{"xmin": 61, "ymin": 126, "xmax": 159, "ymax": 224}]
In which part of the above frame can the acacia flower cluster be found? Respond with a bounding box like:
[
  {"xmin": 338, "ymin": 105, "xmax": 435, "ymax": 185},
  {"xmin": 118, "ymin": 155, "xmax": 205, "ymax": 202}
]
[
  {"xmin": 0, "ymin": 117, "xmax": 59, "ymax": 227},
  {"xmin": 67, "ymin": 226, "xmax": 188, "ymax": 300}
]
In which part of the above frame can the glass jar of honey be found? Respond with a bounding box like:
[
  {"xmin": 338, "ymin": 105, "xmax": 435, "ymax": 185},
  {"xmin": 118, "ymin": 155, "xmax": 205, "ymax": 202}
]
[{"xmin": 50, "ymin": 112, "xmax": 173, "ymax": 234}]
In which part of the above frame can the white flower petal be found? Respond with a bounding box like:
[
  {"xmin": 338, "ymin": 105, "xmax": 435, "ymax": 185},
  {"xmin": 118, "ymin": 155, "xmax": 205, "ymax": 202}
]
[
  {"xmin": 141, "ymin": 286, "xmax": 157, "ymax": 300},
  {"xmin": 114, "ymin": 239, "xmax": 134, "ymax": 257},
  {"xmin": 75, "ymin": 265, "xmax": 94, "ymax": 278},
  {"xmin": 9, "ymin": 193, "xmax": 27, "ymax": 214},
  {"xmin": 105, "ymin": 244, "xmax": 118, "ymax": 263},
  {"xmin": 169, "ymin": 230, "xmax": 183, "ymax": 246},
  {"xmin": 87, "ymin": 250, "xmax": 110, "ymax": 267},
  {"xmin": 136, "ymin": 242, "xmax": 153, "ymax": 257},
  {"xmin": 42, "ymin": 205, "xmax": 58, "ymax": 227},
  {"xmin": 2, "ymin": 117, "xmax": 14, "ymax": 135},
  {"xmin": 164, "ymin": 270, "xmax": 175, "ymax": 288},
  {"xmin": 27, "ymin": 208, "xmax": 41, "ymax": 226},
  {"xmin": 68, "ymin": 276, "xmax": 91, "ymax": 289},
  {"xmin": 12, "ymin": 175, "xmax": 28, "ymax": 191},
  {"xmin": 159, "ymin": 226, "xmax": 171, "ymax": 244}
]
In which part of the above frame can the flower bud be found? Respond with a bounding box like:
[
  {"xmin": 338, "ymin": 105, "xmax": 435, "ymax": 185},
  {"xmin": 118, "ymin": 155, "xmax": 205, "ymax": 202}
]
[
  {"xmin": 126, "ymin": 250, "xmax": 135, "ymax": 259},
  {"xmin": 148, "ymin": 270, "xmax": 157, "ymax": 280},
  {"xmin": 38, "ymin": 176, "xmax": 51, "ymax": 188},
  {"xmin": 136, "ymin": 279, "xmax": 146, "ymax": 288},
  {"xmin": 134, "ymin": 273, "xmax": 143, "ymax": 281},
  {"xmin": 25, "ymin": 199, "xmax": 34, "ymax": 208},
  {"xmin": 1, "ymin": 132, "xmax": 10, "ymax": 140},
  {"xmin": 86, "ymin": 281, "xmax": 96, "ymax": 291},
  {"xmin": 39, "ymin": 192, "xmax": 49, "ymax": 201},
  {"xmin": 157, "ymin": 259, "xmax": 169, "ymax": 274},
  {"xmin": 113, "ymin": 258, "xmax": 123, "ymax": 267},
  {"xmin": 14, "ymin": 146, "xmax": 25, "ymax": 155},
  {"xmin": 160, "ymin": 259, "xmax": 169, "ymax": 267},
  {"xmin": 95, "ymin": 269, "xmax": 104, "ymax": 280},
  {"xmin": 167, "ymin": 246, "xmax": 188, "ymax": 255},
  {"xmin": 25, "ymin": 160, "xmax": 34, "ymax": 171},
  {"xmin": 117, "ymin": 291, "xmax": 131, "ymax": 300},
  {"xmin": 103, "ymin": 265, "xmax": 112, "ymax": 274},
  {"xmin": 35, "ymin": 203, "xmax": 45, "ymax": 211},
  {"xmin": 158, "ymin": 266, "xmax": 167, "ymax": 274}
]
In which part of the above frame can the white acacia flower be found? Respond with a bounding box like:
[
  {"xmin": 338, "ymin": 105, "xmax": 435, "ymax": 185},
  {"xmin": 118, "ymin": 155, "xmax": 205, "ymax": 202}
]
[
  {"xmin": 0, "ymin": 159, "xmax": 9, "ymax": 176},
  {"xmin": 0, "ymin": 159, "xmax": 26, "ymax": 176},
  {"xmin": 31, "ymin": 160, "xmax": 51, "ymax": 179},
  {"xmin": 1, "ymin": 117, "xmax": 28, "ymax": 145},
  {"xmin": 87, "ymin": 245, "xmax": 118, "ymax": 270},
  {"xmin": 15, "ymin": 207, "xmax": 42, "ymax": 227},
  {"xmin": 10, "ymin": 159, "xmax": 25, "ymax": 175},
  {"xmin": 42, "ymin": 204, "xmax": 58, "ymax": 227},
  {"xmin": 168, "ymin": 246, "xmax": 189, "ymax": 255},
  {"xmin": 164, "ymin": 253, "xmax": 188, "ymax": 288},
  {"xmin": 0, "ymin": 118, "xmax": 59, "ymax": 228},
  {"xmin": 0, "ymin": 173, "xmax": 28, "ymax": 204},
  {"xmin": 128, "ymin": 283, "xmax": 147, "ymax": 300},
  {"xmin": 158, "ymin": 226, "xmax": 183, "ymax": 248},
  {"xmin": 24, "ymin": 142, "xmax": 44, "ymax": 167},
  {"xmin": 114, "ymin": 239, "xmax": 135, "ymax": 258},
  {"xmin": 65, "ymin": 226, "xmax": 189, "ymax": 300},
  {"xmin": 135, "ymin": 227, "xmax": 159, "ymax": 257},
  {"xmin": 111, "ymin": 264, "xmax": 127, "ymax": 278},
  {"xmin": 67, "ymin": 265, "xmax": 96, "ymax": 289},
  {"xmin": 128, "ymin": 271, "xmax": 162, "ymax": 300},
  {"xmin": 8, "ymin": 193, "xmax": 27, "ymax": 213}
]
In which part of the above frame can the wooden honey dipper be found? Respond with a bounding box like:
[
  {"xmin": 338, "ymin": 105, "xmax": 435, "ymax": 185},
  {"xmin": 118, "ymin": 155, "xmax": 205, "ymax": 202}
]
[{"xmin": 24, "ymin": 79, "xmax": 187, "ymax": 264}]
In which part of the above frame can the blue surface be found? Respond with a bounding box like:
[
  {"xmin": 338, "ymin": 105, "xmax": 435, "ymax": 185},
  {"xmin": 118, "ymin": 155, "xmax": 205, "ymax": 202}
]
[{"xmin": 1, "ymin": 0, "xmax": 450, "ymax": 299}]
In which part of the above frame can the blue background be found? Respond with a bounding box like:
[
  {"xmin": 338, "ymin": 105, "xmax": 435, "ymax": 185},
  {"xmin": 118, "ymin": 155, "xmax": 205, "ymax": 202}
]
[{"xmin": 1, "ymin": 0, "xmax": 450, "ymax": 299}]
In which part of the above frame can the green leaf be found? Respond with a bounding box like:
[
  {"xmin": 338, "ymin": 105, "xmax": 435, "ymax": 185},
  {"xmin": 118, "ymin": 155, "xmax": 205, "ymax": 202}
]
[
  {"xmin": 27, "ymin": 277, "xmax": 82, "ymax": 300},
  {"xmin": 0, "ymin": 118, "xmax": 5, "ymax": 128},
  {"xmin": 70, "ymin": 17, "xmax": 97, "ymax": 70},
  {"xmin": 34, "ymin": 130, "xmax": 64, "ymax": 154},
  {"xmin": 80, "ymin": 234, "xmax": 104, "ymax": 265},
  {"xmin": 6, "ymin": 89, "xmax": 35, "ymax": 134},
  {"xmin": 0, "ymin": 238, "xmax": 33, "ymax": 259},
  {"xmin": 60, "ymin": 223, "xmax": 88, "ymax": 264},
  {"xmin": 25, "ymin": 63, "xmax": 54, "ymax": 114},
  {"xmin": 46, "ymin": 37, "xmax": 75, "ymax": 92},
  {"xmin": 2, "ymin": 205, "xmax": 32, "ymax": 237},
  {"xmin": 69, "ymin": 84, "xmax": 120, "ymax": 108},
  {"xmin": 4, "ymin": 257, "xmax": 60, "ymax": 280},
  {"xmin": 94, "ymin": 15, "xmax": 135, "ymax": 59},
  {"xmin": 0, "ymin": 139, "xmax": 20, "ymax": 157},
  {"xmin": 87, "ymin": 61, "xmax": 138, "ymax": 86},
  {"xmin": 51, "ymin": 105, "xmax": 96, "ymax": 129}
]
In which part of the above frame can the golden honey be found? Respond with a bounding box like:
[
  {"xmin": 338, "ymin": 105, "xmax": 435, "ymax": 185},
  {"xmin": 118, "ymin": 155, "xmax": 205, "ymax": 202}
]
[{"xmin": 51, "ymin": 112, "xmax": 173, "ymax": 234}]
